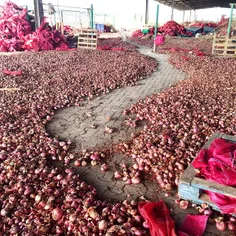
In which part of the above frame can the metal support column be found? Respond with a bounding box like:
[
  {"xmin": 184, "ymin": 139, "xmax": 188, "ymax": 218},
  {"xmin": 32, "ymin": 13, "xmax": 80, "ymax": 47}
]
[
  {"xmin": 61, "ymin": 10, "xmax": 64, "ymax": 23},
  {"xmin": 194, "ymin": 10, "xmax": 197, "ymax": 22},
  {"xmin": 90, "ymin": 4, "xmax": 94, "ymax": 29},
  {"xmin": 145, "ymin": 0, "xmax": 149, "ymax": 24},
  {"xmin": 34, "ymin": 0, "xmax": 44, "ymax": 29},
  {"xmin": 182, "ymin": 10, "xmax": 185, "ymax": 24},
  {"xmin": 227, "ymin": 3, "xmax": 235, "ymax": 37},
  {"xmin": 57, "ymin": 0, "xmax": 61, "ymax": 22},
  {"xmin": 189, "ymin": 10, "xmax": 192, "ymax": 22},
  {"xmin": 153, "ymin": 4, "xmax": 159, "ymax": 52},
  {"xmin": 171, "ymin": 7, "xmax": 174, "ymax": 20}
]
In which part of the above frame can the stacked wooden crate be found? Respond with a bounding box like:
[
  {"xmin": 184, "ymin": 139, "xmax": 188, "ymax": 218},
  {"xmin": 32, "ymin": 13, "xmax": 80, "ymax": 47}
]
[
  {"xmin": 77, "ymin": 29, "xmax": 98, "ymax": 50},
  {"xmin": 178, "ymin": 132, "xmax": 236, "ymax": 213},
  {"xmin": 212, "ymin": 35, "xmax": 236, "ymax": 57}
]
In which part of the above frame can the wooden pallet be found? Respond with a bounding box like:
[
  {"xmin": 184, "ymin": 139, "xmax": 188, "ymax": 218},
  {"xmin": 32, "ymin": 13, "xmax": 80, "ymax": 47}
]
[
  {"xmin": 77, "ymin": 29, "xmax": 98, "ymax": 50},
  {"xmin": 178, "ymin": 132, "xmax": 236, "ymax": 213},
  {"xmin": 212, "ymin": 35, "xmax": 236, "ymax": 57}
]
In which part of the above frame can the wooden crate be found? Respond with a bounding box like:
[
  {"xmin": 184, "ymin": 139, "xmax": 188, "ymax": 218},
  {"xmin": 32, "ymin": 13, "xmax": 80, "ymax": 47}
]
[
  {"xmin": 212, "ymin": 35, "xmax": 236, "ymax": 57},
  {"xmin": 178, "ymin": 132, "xmax": 236, "ymax": 213},
  {"xmin": 77, "ymin": 29, "xmax": 98, "ymax": 50}
]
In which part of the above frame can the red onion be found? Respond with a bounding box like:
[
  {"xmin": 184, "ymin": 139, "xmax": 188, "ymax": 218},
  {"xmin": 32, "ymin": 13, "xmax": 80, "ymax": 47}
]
[
  {"xmin": 101, "ymin": 163, "xmax": 108, "ymax": 172},
  {"xmin": 179, "ymin": 200, "xmax": 189, "ymax": 209},
  {"xmin": 104, "ymin": 126, "xmax": 114, "ymax": 134},
  {"xmin": 203, "ymin": 209, "xmax": 212, "ymax": 216},
  {"xmin": 143, "ymin": 221, "xmax": 150, "ymax": 228},
  {"xmin": 131, "ymin": 176, "xmax": 141, "ymax": 184},
  {"xmin": 52, "ymin": 207, "xmax": 63, "ymax": 221},
  {"xmin": 228, "ymin": 221, "xmax": 236, "ymax": 231},
  {"xmin": 98, "ymin": 220, "xmax": 108, "ymax": 230},
  {"xmin": 114, "ymin": 171, "xmax": 122, "ymax": 179},
  {"xmin": 87, "ymin": 207, "xmax": 98, "ymax": 219},
  {"xmin": 216, "ymin": 221, "xmax": 226, "ymax": 231}
]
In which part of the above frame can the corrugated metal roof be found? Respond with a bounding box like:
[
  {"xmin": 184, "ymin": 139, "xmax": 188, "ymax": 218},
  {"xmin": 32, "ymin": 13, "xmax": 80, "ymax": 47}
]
[{"xmin": 154, "ymin": 0, "xmax": 232, "ymax": 10}]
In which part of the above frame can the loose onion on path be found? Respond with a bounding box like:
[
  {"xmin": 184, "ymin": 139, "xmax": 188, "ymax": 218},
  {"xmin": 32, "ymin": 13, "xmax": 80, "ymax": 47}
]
[{"xmin": 114, "ymin": 52, "xmax": 235, "ymax": 192}]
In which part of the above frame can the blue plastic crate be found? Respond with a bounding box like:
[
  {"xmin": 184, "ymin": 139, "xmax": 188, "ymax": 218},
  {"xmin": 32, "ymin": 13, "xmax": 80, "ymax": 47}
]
[
  {"xmin": 203, "ymin": 26, "xmax": 215, "ymax": 34},
  {"xmin": 95, "ymin": 24, "xmax": 104, "ymax": 33},
  {"xmin": 186, "ymin": 26, "xmax": 202, "ymax": 35}
]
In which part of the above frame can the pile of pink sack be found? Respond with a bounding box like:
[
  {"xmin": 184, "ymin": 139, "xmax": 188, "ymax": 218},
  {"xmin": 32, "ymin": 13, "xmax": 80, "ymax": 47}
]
[{"xmin": 0, "ymin": 1, "xmax": 69, "ymax": 52}]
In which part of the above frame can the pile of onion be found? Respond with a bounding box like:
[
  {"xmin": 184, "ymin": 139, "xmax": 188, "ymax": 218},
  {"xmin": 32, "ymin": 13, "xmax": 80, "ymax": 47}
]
[{"xmin": 0, "ymin": 44, "xmax": 156, "ymax": 234}]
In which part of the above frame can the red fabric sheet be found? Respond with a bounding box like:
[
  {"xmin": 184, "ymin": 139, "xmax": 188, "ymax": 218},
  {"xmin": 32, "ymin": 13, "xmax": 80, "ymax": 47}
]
[
  {"xmin": 0, "ymin": 1, "xmax": 69, "ymax": 52},
  {"xmin": 192, "ymin": 138, "xmax": 236, "ymax": 214},
  {"xmin": 138, "ymin": 201, "xmax": 208, "ymax": 236},
  {"xmin": 155, "ymin": 35, "xmax": 165, "ymax": 46},
  {"xmin": 138, "ymin": 201, "xmax": 176, "ymax": 236},
  {"xmin": 2, "ymin": 69, "xmax": 22, "ymax": 76},
  {"xmin": 178, "ymin": 215, "xmax": 209, "ymax": 236}
]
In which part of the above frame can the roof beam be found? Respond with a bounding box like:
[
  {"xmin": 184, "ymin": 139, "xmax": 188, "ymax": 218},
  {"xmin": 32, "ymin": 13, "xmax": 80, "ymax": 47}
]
[{"xmin": 154, "ymin": 0, "xmax": 232, "ymax": 10}]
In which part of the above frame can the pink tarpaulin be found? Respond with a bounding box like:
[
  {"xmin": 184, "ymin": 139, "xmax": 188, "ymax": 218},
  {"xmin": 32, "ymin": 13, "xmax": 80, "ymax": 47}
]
[
  {"xmin": 177, "ymin": 215, "xmax": 209, "ymax": 236},
  {"xmin": 155, "ymin": 35, "xmax": 165, "ymax": 46},
  {"xmin": 192, "ymin": 138, "xmax": 236, "ymax": 214},
  {"xmin": 138, "ymin": 201, "xmax": 209, "ymax": 236},
  {"xmin": 0, "ymin": 1, "xmax": 69, "ymax": 52},
  {"xmin": 138, "ymin": 201, "xmax": 176, "ymax": 236}
]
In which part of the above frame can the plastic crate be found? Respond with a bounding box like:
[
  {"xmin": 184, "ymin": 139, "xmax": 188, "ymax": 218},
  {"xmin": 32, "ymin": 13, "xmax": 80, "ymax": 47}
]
[
  {"xmin": 178, "ymin": 132, "xmax": 236, "ymax": 213},
  {"xmin": 203, "ymin": 26, "xmax": 214, "ymax": 34},
  {"xmin": 186, "ymin": 26, "xmax": 202, "ymax": 35},
  {"xmin": 95, "ymin": 24, "xmax": 104, "ymax": 33}
]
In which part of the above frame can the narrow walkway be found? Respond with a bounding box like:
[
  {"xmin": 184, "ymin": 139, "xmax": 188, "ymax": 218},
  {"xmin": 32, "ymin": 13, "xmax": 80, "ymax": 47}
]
[
  {"xmin": 47, "ymin": 46, "xmax": 186, "ymax": 202},
  {"xmin": 47, "ymin": 46, "xmax": 186, "ymax": 151}
]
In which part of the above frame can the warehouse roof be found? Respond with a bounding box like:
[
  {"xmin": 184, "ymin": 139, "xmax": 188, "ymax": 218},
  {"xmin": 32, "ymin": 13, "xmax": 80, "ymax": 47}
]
[{"xmin": 155, "ymin": 0, "xmax": 232, "ymax": 10}]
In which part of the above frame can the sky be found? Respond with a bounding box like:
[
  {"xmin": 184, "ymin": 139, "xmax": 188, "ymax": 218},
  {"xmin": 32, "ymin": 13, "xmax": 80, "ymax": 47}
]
[{"xmin": 0, "ymin": 0, "xmax": 232, "ymax": 29}]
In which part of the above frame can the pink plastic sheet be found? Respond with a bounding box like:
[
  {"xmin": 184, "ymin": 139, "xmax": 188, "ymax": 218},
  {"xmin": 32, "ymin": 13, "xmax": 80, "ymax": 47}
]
[
  {"xmin": 2, "ymin": 69, "xmax": 22, "ymax": 76},
  {"xmin": 178, "ymin": 215, "xmax": 209, "ymax": 236},
  {"xmin": 155, "ymin": 35, "xmax": 165, "ymax": 46},
  {"xmin": 138, "ymin": 201, "xmax": 208, "ymax": 236},
  {"xmin": 0, "ymin": 1, "xmax": 69, "ymax": 52},
  {"xmin": 0, "ymin": 1, "xmax": 32, "ymax": 39},
  {"xmin": 192, "ymin": 138, "xmax": 236, "ymax": 214},
  {"xmin": 138, "ymin": 201, "xmax": 176, "ymax": 236}
]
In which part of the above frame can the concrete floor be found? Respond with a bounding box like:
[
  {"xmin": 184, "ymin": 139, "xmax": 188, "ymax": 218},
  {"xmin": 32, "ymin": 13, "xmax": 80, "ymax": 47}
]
[{"xmin": 46, "ymin": 45, "xmax": 230, "ymax": 236}]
